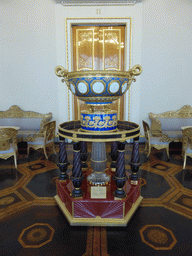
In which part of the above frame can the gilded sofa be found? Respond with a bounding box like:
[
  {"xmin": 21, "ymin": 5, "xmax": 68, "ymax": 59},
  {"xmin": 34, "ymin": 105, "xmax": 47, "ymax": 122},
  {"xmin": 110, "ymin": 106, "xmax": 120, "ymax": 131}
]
[
  {"xmin": 149, "ymin": 105, "xmax": 192, "ymax": 143},
  {"xmin": 0, "ymin": 105, "xmax": 52, "ymax": 141}
]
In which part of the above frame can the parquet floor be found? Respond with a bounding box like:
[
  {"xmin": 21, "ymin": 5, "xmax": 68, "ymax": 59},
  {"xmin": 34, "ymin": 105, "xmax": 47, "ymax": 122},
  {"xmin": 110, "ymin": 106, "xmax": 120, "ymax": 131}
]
[{"xmin": 0, "ymin": 142, "xmax": 192, "ymax": 256}]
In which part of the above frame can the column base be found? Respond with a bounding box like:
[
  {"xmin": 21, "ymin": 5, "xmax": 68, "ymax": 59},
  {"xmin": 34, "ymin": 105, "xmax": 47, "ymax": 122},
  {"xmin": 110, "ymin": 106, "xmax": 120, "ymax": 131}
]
[{"xmin": 113, "ymin": 188, "xmax": 127, "ymax": 198}]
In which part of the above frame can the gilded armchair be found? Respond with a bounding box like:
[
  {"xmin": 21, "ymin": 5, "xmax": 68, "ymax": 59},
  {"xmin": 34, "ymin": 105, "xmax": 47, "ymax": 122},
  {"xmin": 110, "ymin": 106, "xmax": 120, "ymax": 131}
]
[
  {"xmin": 27, "ymin": 121, "xmax": 56, "ymax": 159},
  {"xmin": 182, "ymin": 127, "xmax": 192, "ymax": 169},
  {"xmin": 142, "ymin": 120, "xmax": 170, "ymax": 158},
  {"xmin": 0, "ymin": 128, "xmax": 18, "ymax": 168}
]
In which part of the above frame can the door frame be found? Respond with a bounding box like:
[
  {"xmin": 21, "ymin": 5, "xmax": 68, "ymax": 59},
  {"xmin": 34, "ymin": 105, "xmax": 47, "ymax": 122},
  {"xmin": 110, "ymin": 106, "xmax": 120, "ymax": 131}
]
[{"xmin": 65, "ymin": 17, "xmax": 132, "ymax": 121}]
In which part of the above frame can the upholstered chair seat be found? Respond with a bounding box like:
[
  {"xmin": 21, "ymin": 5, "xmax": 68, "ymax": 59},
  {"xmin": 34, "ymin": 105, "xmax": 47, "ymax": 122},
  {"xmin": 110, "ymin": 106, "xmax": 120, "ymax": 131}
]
[
  {"xmin": 182, "ymin": 127, "xmax": 192, "ymax": 169},
  {"xmin": 28, "ymin": 137, "xmax": 54, "ymax": 146},
  {"xmin": 0, "ymin": 128, "xmax": 18, "ymax": 168},
  {"xmin": 150, "ymin": 137, "xmax": 170, "ymax": 145},
  {"xmin": 142, "ymin": 120, "xmax": 170, "ymax": 158},
  {"xmin": 27, "ymin": 121, "xmax": 56, "ymax": 159},
  {"xmin": 163, "ymin": 130, "xmax": 182, "ymax": 139}
]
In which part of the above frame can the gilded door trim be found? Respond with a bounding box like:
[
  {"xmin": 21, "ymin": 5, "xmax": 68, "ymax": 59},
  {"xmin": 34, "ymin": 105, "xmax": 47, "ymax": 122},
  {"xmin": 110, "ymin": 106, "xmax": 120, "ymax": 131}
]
[{"xmin": 65, "ymin": 17, "xmax": 132, "ymax": 121}]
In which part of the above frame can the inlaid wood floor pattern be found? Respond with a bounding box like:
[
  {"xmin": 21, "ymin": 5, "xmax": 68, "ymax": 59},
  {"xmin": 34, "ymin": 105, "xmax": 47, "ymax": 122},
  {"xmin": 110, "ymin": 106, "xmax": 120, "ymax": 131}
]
[{"xmin": 0, "ymin": 143, "xmax": 192, "ymax": 255}]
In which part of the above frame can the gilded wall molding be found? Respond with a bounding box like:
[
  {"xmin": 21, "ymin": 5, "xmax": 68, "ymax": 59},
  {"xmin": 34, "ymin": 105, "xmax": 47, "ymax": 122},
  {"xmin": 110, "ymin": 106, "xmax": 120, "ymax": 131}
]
[{"xmin": 65, "ymin": 17, "xmax": 132, "ymax": 121}]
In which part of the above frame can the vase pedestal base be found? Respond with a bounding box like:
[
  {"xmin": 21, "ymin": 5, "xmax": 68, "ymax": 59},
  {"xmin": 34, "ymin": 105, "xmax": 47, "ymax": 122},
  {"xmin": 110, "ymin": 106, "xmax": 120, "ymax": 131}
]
[{"xmin": 55, "ymin": 168, "xmax": 143, "ymax": 227}]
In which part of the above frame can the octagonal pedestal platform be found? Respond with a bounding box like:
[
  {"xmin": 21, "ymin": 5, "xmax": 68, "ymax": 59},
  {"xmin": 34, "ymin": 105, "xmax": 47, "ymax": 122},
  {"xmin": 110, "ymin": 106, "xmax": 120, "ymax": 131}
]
[{"xmin": 54, "ymin": 168, "xmax": 143, "ymax": 226}]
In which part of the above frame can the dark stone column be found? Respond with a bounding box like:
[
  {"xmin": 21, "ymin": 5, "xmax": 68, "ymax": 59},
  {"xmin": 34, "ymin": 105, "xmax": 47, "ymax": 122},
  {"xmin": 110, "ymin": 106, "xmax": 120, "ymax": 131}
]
[
  {"xmin": 87, "ymin": 142, "xmax": 109, "ymax": 185},
  {"xmin": 110, "ymin": 141, "xmax": 118, "ymax": 172},
  {"xmin": 70, "ymin": 141, "xmax": 84, "ymax": 197},
  {"xmin": 80, "ymin": 141, "xmax": 88, "ymax": 168},
  {"xmin": 129, "ymin": 137, "xmax": 140, "ymax": 185},
  {"xmin": 113, "ymin": 142, "xmax": 127, "ymax": 198},
  {"xmin": 58, "ymin": 137, "xmax": 69, "ymax": 181}
]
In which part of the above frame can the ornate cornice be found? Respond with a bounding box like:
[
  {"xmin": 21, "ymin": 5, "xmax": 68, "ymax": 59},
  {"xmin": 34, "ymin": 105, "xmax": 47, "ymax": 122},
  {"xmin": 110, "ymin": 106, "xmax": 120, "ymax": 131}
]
[{"xmin": 55, "ymin": 0, "xmax": 137, "ymax": 6}]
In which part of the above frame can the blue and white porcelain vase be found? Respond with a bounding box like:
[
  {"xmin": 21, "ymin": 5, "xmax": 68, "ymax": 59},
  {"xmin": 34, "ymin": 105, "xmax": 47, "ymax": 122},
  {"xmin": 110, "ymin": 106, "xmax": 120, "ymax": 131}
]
[{"xmin": 55, "ymin": 65, "xmax": 142, "ymax": 133}]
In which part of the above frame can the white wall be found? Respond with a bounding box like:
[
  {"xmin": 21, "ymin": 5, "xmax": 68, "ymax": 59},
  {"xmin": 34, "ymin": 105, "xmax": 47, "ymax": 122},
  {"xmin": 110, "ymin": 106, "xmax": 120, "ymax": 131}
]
[
  {"xmin": 0, "ymin": 0, "xmax": 192, "ymax": 135},
  {"xmin": 0, "ymin": 0, "xmax": 59, "ymax": 123},
  {"xmin": 141, "ymin": 0, "xmax": 192, "ymax": 130}
]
